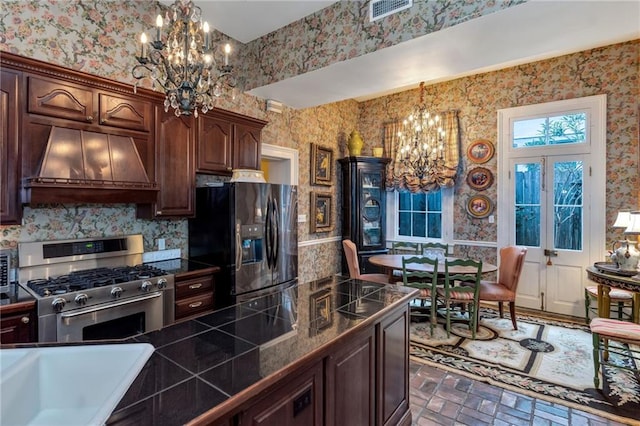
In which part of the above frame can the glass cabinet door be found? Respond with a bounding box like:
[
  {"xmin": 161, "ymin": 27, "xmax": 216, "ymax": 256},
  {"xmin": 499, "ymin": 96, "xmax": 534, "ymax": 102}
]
[{"xmin": 360, "ymin": 170, "xmax": 383, "ymax": 248}]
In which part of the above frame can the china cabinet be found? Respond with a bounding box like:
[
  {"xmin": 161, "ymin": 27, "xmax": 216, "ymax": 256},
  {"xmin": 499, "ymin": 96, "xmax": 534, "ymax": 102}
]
[{"xmin": 339, "ymin": 157, "xmax": 391, "ymax": 274}]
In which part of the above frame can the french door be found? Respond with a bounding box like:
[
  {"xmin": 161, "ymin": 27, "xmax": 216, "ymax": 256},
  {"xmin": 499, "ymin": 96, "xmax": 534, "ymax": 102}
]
[{"xmin": 498, "ymin": 96, "xmax": 606, "ymax": 317}]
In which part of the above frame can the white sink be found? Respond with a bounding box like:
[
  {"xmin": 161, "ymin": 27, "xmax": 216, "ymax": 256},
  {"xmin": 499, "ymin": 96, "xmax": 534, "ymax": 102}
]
[{"xmin": 0, "ymin": 343, "xmax": 154, "ymax": 426}]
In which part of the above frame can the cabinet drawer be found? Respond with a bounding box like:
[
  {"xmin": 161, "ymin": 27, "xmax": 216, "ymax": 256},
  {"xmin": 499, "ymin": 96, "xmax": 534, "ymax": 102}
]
[
  {"xmin": 175, "ymin": 292, "xmax": 214, "ymax": 320},
  {"xmin": 175, "ymin": 275, "xmax": 213, "ymax": 299},
  {"xmin": 27, "ymin": 75, "xmax": 95, "ymax": 123}
]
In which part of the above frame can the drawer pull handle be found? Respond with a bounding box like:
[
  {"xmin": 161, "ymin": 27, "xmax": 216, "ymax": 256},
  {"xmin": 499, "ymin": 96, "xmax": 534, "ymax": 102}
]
[
  {"xmin": 189, "ymin": 301, "xmax": 203, "ymax": 309},
  {"xmin": 189, "ymin": 283, "xmax": 203, "ymax": 289},
  {"xmin": 21, "ymin": 316, "xmax": 30, "ymax": 324}
]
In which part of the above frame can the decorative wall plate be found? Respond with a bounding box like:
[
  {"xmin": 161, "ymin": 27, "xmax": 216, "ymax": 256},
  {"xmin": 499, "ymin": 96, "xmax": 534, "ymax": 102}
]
[
  {"xmin": 467, "ymin": 139, "xmax": 494, "ymax": 164},
  {"xmin": 466, "ymin": 194, "xmax": 493, "ymax": 219},
  {"xmin": 466, "ymin": 167, "xmax": 493, "ymax": 191}
]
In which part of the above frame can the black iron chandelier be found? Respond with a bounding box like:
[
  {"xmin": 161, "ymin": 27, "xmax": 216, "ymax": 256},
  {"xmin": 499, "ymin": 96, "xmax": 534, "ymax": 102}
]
[
  {"xmin": 395, "ymin": 82, "xmax": 446, "ymax": 179},
  {"xmin": 133, "ymin": 0, "xmax": 236, "ymax": 117}
]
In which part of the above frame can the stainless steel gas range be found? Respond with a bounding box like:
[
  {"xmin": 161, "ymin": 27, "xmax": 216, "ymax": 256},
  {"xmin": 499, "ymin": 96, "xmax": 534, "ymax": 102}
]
[{"xmin": 18, "ymin": 235, "xmax": 175, "ymax": 343}]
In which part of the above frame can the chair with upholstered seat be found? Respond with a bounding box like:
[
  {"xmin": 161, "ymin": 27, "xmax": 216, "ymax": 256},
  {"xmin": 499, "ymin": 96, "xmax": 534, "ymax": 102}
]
[
  {"xmin": 342, "ymin": 239, "xmax": 389, "ymax": 284},
  {"xmin": 590, "ymin": 317, "xmax": 640, "ymax": 389},
  {"xmin": 437, "ymin": 258, "xmax": 483, "ymax": 339},
  {"xmin": 477, "ymin": 246, "xmax": 527, "ymax": 331},
  {"xmin": 584, "ymin": 286, "xmax": 634, "ymax": 323},
  {"xmin": 401, "ymin": 256, "xmax": 439, "ymax": 331}
]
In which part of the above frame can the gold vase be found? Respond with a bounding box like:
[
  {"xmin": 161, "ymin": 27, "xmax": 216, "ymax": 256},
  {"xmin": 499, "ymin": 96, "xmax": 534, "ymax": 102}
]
[{"xmin": 348, "ymin": 130, "xmax": 364, "ymax": 156}]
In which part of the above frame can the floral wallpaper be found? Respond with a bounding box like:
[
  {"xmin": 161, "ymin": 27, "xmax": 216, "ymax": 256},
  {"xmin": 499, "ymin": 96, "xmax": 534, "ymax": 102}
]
[{"xmin": 0, "ymin": 0, "xmax": 638, "ymax": 284}]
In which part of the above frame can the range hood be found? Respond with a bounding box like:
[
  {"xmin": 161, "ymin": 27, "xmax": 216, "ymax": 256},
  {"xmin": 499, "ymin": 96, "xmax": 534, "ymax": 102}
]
[{"xmin": 22, "ymin": 127, "xmax": 157, "ymax": 204}]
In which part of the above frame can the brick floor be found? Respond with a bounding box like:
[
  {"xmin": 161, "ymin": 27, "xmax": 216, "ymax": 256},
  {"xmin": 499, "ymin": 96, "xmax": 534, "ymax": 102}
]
[{"xmin": 409, "ymin": 360, "xmax": 631, "ymax": 426}]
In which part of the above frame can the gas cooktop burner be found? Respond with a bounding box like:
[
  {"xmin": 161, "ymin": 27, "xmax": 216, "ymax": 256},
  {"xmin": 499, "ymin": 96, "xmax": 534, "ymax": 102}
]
[{"xmin": 26, "ymin": 264, "xmax": 169, "ymax": 297}]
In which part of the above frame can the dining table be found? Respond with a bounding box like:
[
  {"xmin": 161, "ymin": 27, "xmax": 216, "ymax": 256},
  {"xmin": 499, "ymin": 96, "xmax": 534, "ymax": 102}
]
[
  {"xmin": 368, "ymin": 254, "xmax": 498, "ymax": 283},
  {"xmin": 586, "ymin": 265, "xmax": 640, "ymax": 323}
]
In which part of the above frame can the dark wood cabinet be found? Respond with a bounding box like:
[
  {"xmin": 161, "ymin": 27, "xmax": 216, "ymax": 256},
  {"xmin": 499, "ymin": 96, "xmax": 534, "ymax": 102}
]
[
  {"xmin": 98, "ymin": 93, "xmax": 152, "ymax": 132},
  {"xmin": 197, "ymin": 114, "xmax": 233, "ymax": 174},
  {"xmin": 196, "ymin": 109, "xmax": 267, "ymax": 175},
  {"xmin": 240, "ymin": 361, "xmax": 323, "ymax": 426},
  {"xmin": 378, "ymin": 308, "xmax": 410, "ymax": 425},
  {"xmin": 27, "ymin": 75, "xmax": 95, "ymax": 123},
  {"xmin": 0, "ymin": 302, "xmax": 37, "ymax": 344},
  {"xmin": 1, "ymin": 69, "xmax": 21, "ymax": 225},
  {"xmin": 139, "ymin": 107, "xmax": 196, "ymax": 218},
  {"xmin": 325, "ymin": 328, "xmax": 375, "ymax": 425},
  {"xmin": 339, "ymin": 157, "xmax": 391, "ymax": 274},
  {"xmin": 174, "ymin": 267, "xmax": 219, "ymax": 321}
]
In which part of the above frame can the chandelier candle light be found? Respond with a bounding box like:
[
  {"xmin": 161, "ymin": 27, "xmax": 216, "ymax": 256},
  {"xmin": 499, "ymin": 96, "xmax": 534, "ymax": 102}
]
[
  {"xmin": 133, "ymin": 0, "xmax": 236, "ymax": 117},
  {"xmin": 396, "ymin": 82, "xmax": 446, "ymax": 179}
]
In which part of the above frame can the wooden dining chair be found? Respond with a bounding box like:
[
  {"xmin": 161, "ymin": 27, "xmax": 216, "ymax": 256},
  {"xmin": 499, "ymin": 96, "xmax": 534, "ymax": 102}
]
[
  {"xmin": 391, "ymin": 241, "xmax": 421, "ymax": 255},
  {"xmin": 401, "ymin": 256, "xmax": 439, "ymax": 332},
  {"xmin": 421, "ymin": 242, "xmax": 449, "ymax": 256},
  {"xmin": 477, "ymin": 246, "xmax": 527, "ymax": 330},
  {"xmin": 342, "ymin": 239, "xmax": 389, "ymax": 284},
  {"xmin": 437, "ymin": 258, "xmax": 483, "ymax": 339}
]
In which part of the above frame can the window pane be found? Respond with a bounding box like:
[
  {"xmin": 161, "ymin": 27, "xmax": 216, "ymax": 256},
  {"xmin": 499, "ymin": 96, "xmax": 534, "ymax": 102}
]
[
  {"xmin": 512, "ymin": 113, "xmax": 586, "ymax": 148},
  {"xmin": 513, "ymin": 118, "xmax": 546, "ymax": 147},
  {"xmin": 412, "ymin": 213, "xmax": 426, "ymax": 237},
  {"xmin": 427, "ymin": 213, "xmax": 441, "ymax": 238},
  {"xmin": 554, "ymin": 161, "xmax": 583, "ymax": 251},
  {"xmin": 398, "ymin": 212, "xmax": 411, "ymax": 236},
  {"xmin": 427, "ymin": 191, "xmax": 441, "ymax": 211},
  {"xmin": 515, "ymin": 206, "xmax": 540, "ymax": 247},
  {"xmin": 548, "ymin": 113, "xmax": 586, "ymax": 145},
  {"xmin": 515, "ymin": 163, "xmax": 540, "ymax": 204},
  {"xmin": 412, "ymin": 193, "xmax": 426, "ymax": 210},
  {"xmin": 399, "ymin": 192, "xmax": 410, "ymax": 210}
]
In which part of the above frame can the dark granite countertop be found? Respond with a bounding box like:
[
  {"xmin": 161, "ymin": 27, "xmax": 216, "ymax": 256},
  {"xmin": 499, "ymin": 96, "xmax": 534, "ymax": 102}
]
[
  {"xmin": 106, "ymin": 275, "xmax": 416, "ymax": 425},
  {"xmin": 144, "ymin": 258, "xmax": 219, "ymax": 276},
  {"xmin": 0, "ymin": 282, "xmax": 36, "ymax": 308}
]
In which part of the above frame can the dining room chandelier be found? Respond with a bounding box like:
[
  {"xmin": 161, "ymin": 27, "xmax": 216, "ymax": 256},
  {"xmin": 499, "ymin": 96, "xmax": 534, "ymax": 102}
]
[
  {"xmin": 396, "ymin": 82, "xmax": 446, "ymax": 179},
  {"xmin": 132, "ymin": 0, "xmax": 236, "ymax": 117}
]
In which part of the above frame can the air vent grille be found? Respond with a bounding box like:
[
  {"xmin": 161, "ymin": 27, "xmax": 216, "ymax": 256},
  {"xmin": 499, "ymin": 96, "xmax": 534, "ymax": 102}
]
[{"xmin": 369, "ymin": 0, "xmax": 412, "ymax": 21}]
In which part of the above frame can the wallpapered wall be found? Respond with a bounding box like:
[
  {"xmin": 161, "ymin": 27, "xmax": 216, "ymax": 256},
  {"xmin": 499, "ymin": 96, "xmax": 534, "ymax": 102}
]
[{"xmin": 1, "ymin": 1, "xmax": 638, "ymax": 283}]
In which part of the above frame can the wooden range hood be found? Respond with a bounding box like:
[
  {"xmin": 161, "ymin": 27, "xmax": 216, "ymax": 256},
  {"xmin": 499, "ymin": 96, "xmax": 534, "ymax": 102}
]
[{"xmin": 22, "ymin": 127, "xmax": 158, "ymax": 205}]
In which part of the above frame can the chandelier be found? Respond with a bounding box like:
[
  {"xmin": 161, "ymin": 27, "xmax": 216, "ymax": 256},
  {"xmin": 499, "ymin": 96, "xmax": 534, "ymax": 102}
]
[
  {"xmin": 395, "ymin": 82, "xmax": 446, "ymax": 179},
  {"xmin": 132, "ymin": 0, "xmax": 236, "ymax": 117}
]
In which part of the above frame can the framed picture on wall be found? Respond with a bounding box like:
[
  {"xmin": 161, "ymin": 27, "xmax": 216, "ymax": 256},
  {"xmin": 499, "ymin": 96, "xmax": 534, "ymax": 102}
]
[
  {"xmin": 466, "ymin": 167, "xmax": 494, "ymax": 191},
  {"xmin": 310, "ymin": 192, "xmax": 333, "ymax": 233},
  {"xmin": 310, "ymin": 289, "xmax": 333, "ymax": 333},
  {"xmin": 467, "ymin": 139, "xmax": 494, "ymax": 164},
  {"xmin": 311, "ymin": 144, "xmax": 333, "ymax": 186},
  {"xmin": 466, "ymin": 194, "xmax": 493, "ymax": 219}
]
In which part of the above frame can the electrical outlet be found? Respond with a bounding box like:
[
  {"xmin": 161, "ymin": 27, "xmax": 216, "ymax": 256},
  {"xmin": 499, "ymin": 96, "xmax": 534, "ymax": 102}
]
[
  {"xmin": 298, "ymin": 214, "xmax": 307, "ymax": 223},
  {"xmin": 488, "ymin": 215, "xmax": 495, "ymax": 224},
  {"xmin": 157, "ymin": 238, "xmax": 166, "ymax": 250}
]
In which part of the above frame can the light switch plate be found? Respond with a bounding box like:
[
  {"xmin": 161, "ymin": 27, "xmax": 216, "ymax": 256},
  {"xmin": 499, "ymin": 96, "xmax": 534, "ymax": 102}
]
[{"xmin": 298, "ymin": 214, "xmax": 307, "ymax": 223}]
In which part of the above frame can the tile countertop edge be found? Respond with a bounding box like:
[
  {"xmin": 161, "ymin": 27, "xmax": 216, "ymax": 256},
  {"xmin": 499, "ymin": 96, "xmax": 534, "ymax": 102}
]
[{"xmin": 185, "ymin": 283, "xmax": 420, "ymax": 425}]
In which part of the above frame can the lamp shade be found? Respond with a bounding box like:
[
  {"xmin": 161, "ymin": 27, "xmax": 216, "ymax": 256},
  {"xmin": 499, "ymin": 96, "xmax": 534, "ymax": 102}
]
[
  {"xmin": 613, "ymin": 210, "xmax": 631, "ymax": 228},
  {"xmin": 624, "ymin": 211, "xmax": 640, "ymax": 235}
]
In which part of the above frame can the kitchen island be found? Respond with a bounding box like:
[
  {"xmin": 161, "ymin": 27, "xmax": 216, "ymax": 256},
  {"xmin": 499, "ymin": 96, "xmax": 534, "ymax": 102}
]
[{"xmin": 107, "ymin": 275, "xmax": 418, "ymax": 425}]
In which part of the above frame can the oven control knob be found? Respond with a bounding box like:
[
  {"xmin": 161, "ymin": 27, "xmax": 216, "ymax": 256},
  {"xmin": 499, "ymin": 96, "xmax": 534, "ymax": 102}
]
[
  {"xmin": 157, "ymin": 278, "xmax": 167, "ymax": 289},
  {"xmin": 111, "ymin": 287, "xmax": 123, "ymax": 298},
  {"xmin": 141, "ymin": 280, "xmax": 153, "ymax": 292},
  {"xmin": 74, "ymin": 293, "xmax": 88, "ymax": 305},
  {"xmin": 52, "ymin": 297, "xmax": 66, "ymax": 312}
]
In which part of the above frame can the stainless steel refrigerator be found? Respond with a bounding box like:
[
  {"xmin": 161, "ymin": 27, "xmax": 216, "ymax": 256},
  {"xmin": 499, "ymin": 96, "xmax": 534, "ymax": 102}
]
[{"xmin": 188, "ymin": 183, "xmax": 298, "ymax": 307}]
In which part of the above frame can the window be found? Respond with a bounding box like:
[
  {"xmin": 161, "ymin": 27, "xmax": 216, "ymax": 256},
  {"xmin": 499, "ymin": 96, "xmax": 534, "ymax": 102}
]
[
  {"xmin": 512, "ymin": 113, "xmax": 586, "ymax": 148},
  {"xmin": 387, "ymin": 187, "xmax": 453, "ymax": 243}
]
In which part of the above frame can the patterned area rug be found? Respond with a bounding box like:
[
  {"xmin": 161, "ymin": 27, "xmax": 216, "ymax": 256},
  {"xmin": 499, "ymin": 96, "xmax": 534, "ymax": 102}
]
[{"xmin": 409, "ymin": 309, "xmax": 640, "ymax": 424}]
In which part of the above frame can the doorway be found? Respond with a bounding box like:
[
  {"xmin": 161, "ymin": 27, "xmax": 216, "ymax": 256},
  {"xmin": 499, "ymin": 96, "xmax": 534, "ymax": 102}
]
[
  {"xmin": 261, "ymin": 143, "xmax": 299, "ymax": 185},
  {"xmin": 497, "ymin": 95, "xmax": 606, "ymax": 316}
]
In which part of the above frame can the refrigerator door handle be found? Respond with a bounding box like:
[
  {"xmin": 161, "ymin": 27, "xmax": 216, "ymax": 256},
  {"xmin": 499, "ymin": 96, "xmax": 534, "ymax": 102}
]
[
  {"xmin": 235, "ymin": 222, "xmax": 242, "ymax": 271},
  {"xmin": 265, "ymin": 198, "xmax": 273, "ymax": 269},
  {"xmin": 272, "ymin": 199, "xmax": 280, "ymax": 265}
]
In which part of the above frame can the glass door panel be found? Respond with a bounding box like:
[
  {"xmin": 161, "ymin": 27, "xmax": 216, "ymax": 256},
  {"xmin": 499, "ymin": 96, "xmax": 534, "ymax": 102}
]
[{"xmin": 553, "ymin": 161, "xmax": 583, "ymax": 251}]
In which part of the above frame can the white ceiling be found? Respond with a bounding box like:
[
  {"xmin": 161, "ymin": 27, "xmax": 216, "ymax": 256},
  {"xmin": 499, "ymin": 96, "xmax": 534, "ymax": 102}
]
[{"xmin": 172, "ymin": 0, "xmax": 640, "ymax": 109}]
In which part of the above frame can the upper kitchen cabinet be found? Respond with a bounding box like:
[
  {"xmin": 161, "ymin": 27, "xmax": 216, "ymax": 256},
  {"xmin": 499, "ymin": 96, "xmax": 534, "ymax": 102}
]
[
  {"xmin": 1, "ymin": 69, "xmax": 21, "ymax": 225},
  {"xmin": 138, "ymin": 106, "xmax": 196, "ymax": 219},
  {"xmin": 196, "ymin": 109, "xmax": 267, "ymax": 174},
  {"xmin": 1, "ymin": 52, "xmax": 160, "ymax": 207},
  {"xmin": 339, "ymin": 157, "xmax": 391, "ymax": 274}
]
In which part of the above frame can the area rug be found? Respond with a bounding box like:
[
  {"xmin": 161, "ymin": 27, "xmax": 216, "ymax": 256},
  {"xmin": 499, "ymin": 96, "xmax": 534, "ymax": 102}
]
[{"xmin": 409, "ymin": 309, "xmax": 640, "ymax": 424}]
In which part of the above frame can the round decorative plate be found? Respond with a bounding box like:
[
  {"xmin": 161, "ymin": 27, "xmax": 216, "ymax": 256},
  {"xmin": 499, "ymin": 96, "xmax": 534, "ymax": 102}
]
[
  {"xmin": 467, "ymin": 139, "xmax": 495, "ymax": 164},
  {"xmin": 466, "ymin": 167, "xmax": 494, "ymax": 191},
  {"xmin": 466, "ymin": 194, "xmax": 493, "ymax": 219}
]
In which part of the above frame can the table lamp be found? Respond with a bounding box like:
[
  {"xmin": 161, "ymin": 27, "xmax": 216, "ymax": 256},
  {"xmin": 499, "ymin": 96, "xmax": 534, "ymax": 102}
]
[{"xmin": 611, "ymin": 210, "xmax": 640, "ymax": 272}]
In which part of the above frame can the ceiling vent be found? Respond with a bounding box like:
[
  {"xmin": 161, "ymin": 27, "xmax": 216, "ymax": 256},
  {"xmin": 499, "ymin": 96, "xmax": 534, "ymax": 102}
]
[{"xmin": 369, "ymin": 0, "xmax": 412, "ymax": 22}]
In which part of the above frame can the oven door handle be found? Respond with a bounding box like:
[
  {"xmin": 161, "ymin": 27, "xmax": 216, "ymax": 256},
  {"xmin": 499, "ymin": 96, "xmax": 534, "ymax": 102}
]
[{"xmin": 60, "ymin": 292, "xmax": 162, "ymax": 319}]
